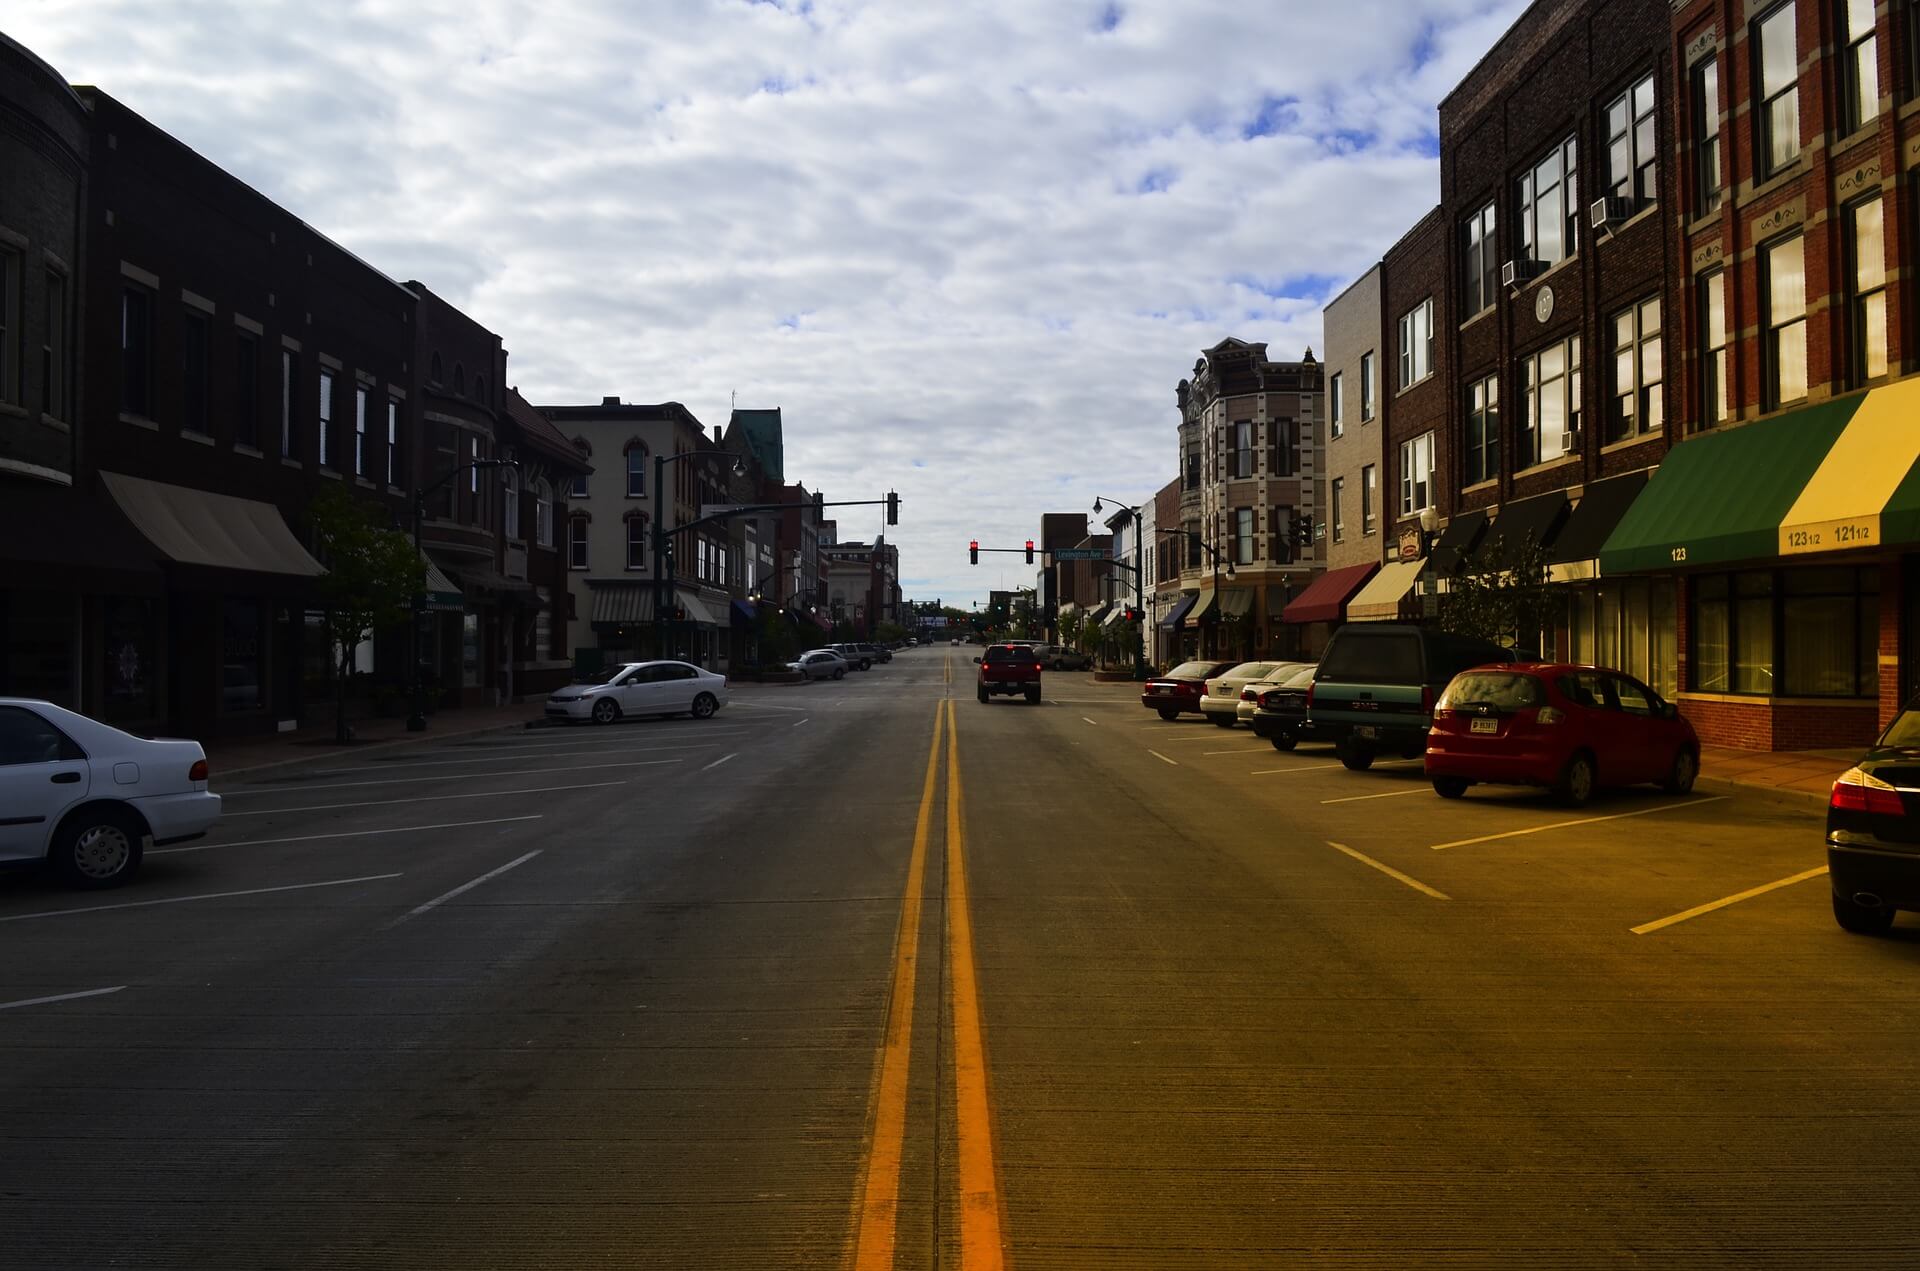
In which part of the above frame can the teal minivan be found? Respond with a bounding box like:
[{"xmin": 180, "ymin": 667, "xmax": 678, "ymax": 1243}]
[{"xmin": 1309, "ymin": 624, "xmax": 1514, "ymax": 770}]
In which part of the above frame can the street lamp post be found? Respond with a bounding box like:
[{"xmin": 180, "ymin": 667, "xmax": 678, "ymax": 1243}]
[
  {"xmin": 1091, "ymin": 496, "xmax": 1149, "ymax": 681},
  {"xmin": 409, "ymin": 457, "xmax": 518, "ymax": 732}
]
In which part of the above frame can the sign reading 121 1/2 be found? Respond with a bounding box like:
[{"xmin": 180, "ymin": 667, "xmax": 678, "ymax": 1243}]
[{"xmin": 1780, "ymin": 516, "xmax": 1878, "ymax": 555}]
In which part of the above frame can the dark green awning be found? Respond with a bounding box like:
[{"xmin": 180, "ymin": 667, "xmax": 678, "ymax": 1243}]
[{"xmin": 1597, "ymin": 401, "xmax": 1854, "ymax": 574}]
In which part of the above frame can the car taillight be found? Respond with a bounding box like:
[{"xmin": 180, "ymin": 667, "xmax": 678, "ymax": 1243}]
[
  {"xmin": 189, "ymin": 759, "xmax": 209, "ymax": 782},
  {"xmin": 1258, "ymin": 691, "xmax": 1277, "ymax": 708},
  {"xmin": 1832, "ymin": 767, "xmax": 1906, "ymax": 815},
  {"xmin": 1305, "ymin": 682, "xmax": 1315, "ymax": 707},
  {"xmin": 1033, "ymin": 664, "xmax": 1043, "ymax": 673},
  {"xmin": 1420, "ymin": 684, "xmax": 1434, "ymax": 715},
  {"xmin": 1534, "ymin": 706, "xmax": 1564, "ymax": 725},
  {"xmin": 1241, "ymin": 688, "xmax": 1256, "ymax": 701}
]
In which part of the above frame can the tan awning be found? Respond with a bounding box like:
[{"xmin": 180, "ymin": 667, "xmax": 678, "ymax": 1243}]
[
  {"xmin": 1217, "ymin": 588, "xmax": 1253, "ymax": 618},
  {"xmin": 589, "ymin": 583, "xmax": 654, "ymax": 625},
  {"xmin": 1184, "ymin": 589, "xmax": 1217, "ymax": 627},
  {"xmin": 101, "ymin": 471, "xmax": 324, "ymax": 576},
  {"xmin": 676, "ymin": 588, "xmax": 726, "ymax": 626},
  {"xmin": 1346, "ymin": 559, "xmax": 1424, "ymax": 622}
]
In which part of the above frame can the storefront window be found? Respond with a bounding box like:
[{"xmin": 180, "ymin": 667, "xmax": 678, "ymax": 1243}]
[
  {"xmin": 1595, "ymin": 585, "xmax": 1621, "ymax": 670},
  {"xmin": 1734, "ymin": 572, "xmax": 1773, "ymax": 693},
  {"xmin": 101, "ymin": 597, "xmax": 157, "ymax": 720},
  {"xmin": 462, "ymin": 613, "xmax": 481, "ymax": 688},
  {"xmin": 1, "ymin": 590, "xmax": 78, "ymax": 707},
  {"xmin": 1692, "ymin": 568, "xmax": 1875, "ymax": 698},
  {"xmin": 221, "ymin": 599, "xmax": 264, "ymax": 712},
  {"xmin": 1692, "ymin": 576, "xmax": 1730, "ymax": 693},
  {"xmin": 1649, "ymin": 580, "xmax": 1676, "ymax": 700}
]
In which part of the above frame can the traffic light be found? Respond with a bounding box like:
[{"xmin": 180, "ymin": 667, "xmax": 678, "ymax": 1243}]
[
  {"xmin": 1025, "ymin": 539, "xmax": 1035, "ymax": 564},
  {"xmin": 1292, "ymin": 513, "xmax": 1314, "ymax": 547},
  {"xmin": 969, "ymin": 539, "xmax": 979, "ymax": 565},
  {"xmin": 886, "ymin": 490, "xmax": 899, "ymax": 525}
]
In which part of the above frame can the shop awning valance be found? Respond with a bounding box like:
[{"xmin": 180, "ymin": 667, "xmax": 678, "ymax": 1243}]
[
  {"xmin": 1217, "ymin": 588, "xmax": 1254, "ymax": 618},
  {"xmin": 1157, "ymin": 592, "xmax": 1197, "ymax": 632},
  {"xmin": 101, "ymin": 471, "xmax": 324, "ymax": 576},
  {"xmin": 1087, "ymin": 602, "xmax": 1114, "ymax": 627},
  {"xmin": 1428, "ymin": 509, "xmax": 1488, "ymax": 574},
  {"xmin": 589, "ymin": 583, "xmax": 653, "ymax": 625},
  {"xmin": 420, "ymin": 552, "xmax": 465, "ymax": 612},
  {"xmin": 1477, "ymin": 490, "xmax": 1570, "ymax": 565},
  {"xmin": 0, "ymin": 480, "xmax": 163, "ymax": 587},
  {"xmin": 1102, "ymin": 604, "xmax": 1131, "ymax": 627},
  {"xmin": 1281, "ymin": 562, "xmax": 1377, "ymax": 624},
  {"xmin": 731, "ymin": 599, "xmax": 759, "ymax": 625},
  {"xmin": 1549, "ymin": 471, "xmax": 1647, "ymax": 583},
  {"xmin": 1780, "ymin": 376, "xmax": 1920, "ymax": 556},
  {"xmin": 1184, "ymin": 589, "xmax": 1217, "ymax": 627},
  {"xmin": 1598, "ymin": 396, "xmax": 1858, "ymax": 574},
  {"xmin": 1345, "ymin": 559, "xmax": 1425, "ymax": 622},
  {"xmin": 676, "ymin": 589, "xmax": 726, "ymax": 627}
]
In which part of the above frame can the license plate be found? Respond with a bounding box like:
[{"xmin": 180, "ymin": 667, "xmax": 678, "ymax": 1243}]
[
  {"xmin": 1154, "ymin": 686, "xmax": 1171, "ymax": 694},
  {"xmin": 1354, "ymin": 725, "xmax": 1377, "ymax": 740},
  {"xmin": 1471, "ymin": 717, "xmax": 1498, "ymax": 734}
]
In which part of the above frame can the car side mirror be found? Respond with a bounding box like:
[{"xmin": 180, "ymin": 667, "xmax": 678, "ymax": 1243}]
[
  {"xmin": 973, "ymin": 656, "xmax": 982, "ymax": 664},
  {"xmin": 1659, "ymin": 702, "xmax": 1678, "ymax": 720}
]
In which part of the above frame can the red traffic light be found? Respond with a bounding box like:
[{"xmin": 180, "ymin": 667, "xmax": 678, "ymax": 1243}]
[
  {"xmin": 1025, "ymin": 539, "xmax": 1035, "ymax": 564},
  {"xmin": 969, "ymin": 539, "xmax": 979, "ymax": 565}
]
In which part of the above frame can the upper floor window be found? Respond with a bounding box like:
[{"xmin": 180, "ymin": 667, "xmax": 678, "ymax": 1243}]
[
  {"xmin": 626, "ymin": 513, "xmax": 649, "ymax": 570},
  {"xmin": 1466, "ymin": 374, "xmax": 1499, "ymax": 486},
  {"xmin": 42, "ymin": 269, "xmax": 68, "ymax": 422},
  {"xmin": 1231, "ymin": 419, "xmax": 1254, "ymax": 478},
  {"xmin": 1397, "ymin": 298, "xmax": 1434, "ymax": 389},
  {"xmin": 1842, "ymin": 0, "xmax": 1879, "ymax": 134},
  {"xmin": 1330, "ymin": 477, "xmax": 1346, "ymax": 543},
  {"xmin": 503, "ymin": 466, "xmax": 521, "ymax": 540},
  {"xmin": 1329, "ymin": 373, "xmax": 1344, "ymax": 438},
  {"xmin": 0, "ymin": 249, "xmax": 18, "ymax": 406},
  {"xmin": 429, "ymin": 352, "xmax": 443, "ymax": 384},
  {"xmin": 1361, "ymin": 464, "xmax": 1377, "ymax": 534},
  {"xmin": 1359, "ymin": 352, "xmax": 1375, "ymax": 419},
  {"xmin": 569, "ymin": 515, "xmax": 589, "ymax": 569},
  {"xmin": 1606, "ymin": 73, "xmax": 1657, "ymax": 208},
  {"xmin": 452, "ymin": 363, "xmax": 466, "ymax": 395},
  {"xmin": 353, "ymin": 386, "xmax": 369, "ymax": 476},
  {"xmin": 1691, "ymin": 56, "xmax": 1723, "ymax": 214},
  {"xmin": 1518, "ymin": 136, "xmax": 1579, "ymax": 267},
  {"xmin": 1184, "ymin": 447, "xmax": 1201, "ymax": 490},
  {"xmin": 1462, "ymin": 202, "xmax": 1497, "ymax": 315},
  {"xmin": 1233, "ymin": 507, "xmax": 1254, "ymax": 565},
  {"xmin": 280, "ymin": 349, "xmax": 296, "ymax": 459},
  {"xmin": 1698, "ymin": 269, "xmax": 1730, "ymax": 430},
  {"xmin": 1755, "ymin": 3, "xmax": 1800, "ymax": 176},
  {"xmin": 181, "ymin": 310, "xmax": 210, "ymax": 435},
  {"xmin": 1607, "ymin": 296, "xmax": 1664, "ymax": 443},
  {"xmin": 571, "ymin": 470, "xmax": 588, "ymax": 498},
  {"xmin": 386, "ymin": 399, "xmax": 402, "ymax": 487},
  {"xmin": 1519, "ymin": 336, "xmax": 1582, "ymax": 466},
  {"xmin": 1271, "ymin": 417, "xmax": 1298, "ymax": 477},
  {"xmin": 233, "ymin": 330, "xmax": 258, "ymax": 448},
  {"xmin": 121, "ymin": 286, "xmax": 153, "ymax": 418},
  {"xmin": 1762, "ymin": 233, "xmax": 1807, "ymax": 406},
  {"xmin": 1399, "ymin": 432, "xmax": 1435, "ymax": 518},
  {"xmin": 317, "ymin": 370, "xmax": 334, "ymax": 467},
  {"xmin": 1846, "ymin": 196, "xmax": 1888, "ymax": 383},
  {"xmin": 535, "ymin": 482, "xmax": 554, "ymax": 548},
  {"xmin": 626, "ymin": 445, "xmax": 647, "ymax": 497}
]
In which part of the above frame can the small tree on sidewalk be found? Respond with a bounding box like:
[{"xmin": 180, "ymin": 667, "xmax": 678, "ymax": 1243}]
[
  {"xmin": 1436, "ymin": 527, "xmax": 1556, "ymax": 658},
  {"xmin": 1057, "ymin": 608, "xmax": 1087, "ymax": 653},
  {"xmin": 308, "ymin": 484, "xmax": 426, "ymax": 744}
]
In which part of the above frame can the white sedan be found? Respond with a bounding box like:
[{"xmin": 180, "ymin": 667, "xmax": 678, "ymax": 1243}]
[
  {"xmin": 0, "ymin": 698, "xmax": 221, "ymax": 889},
  {"xmin": 544, "ymin": 661, "xmax": 730, "ymax": 725},
  {"xmin": 790, "ymin": 649, "xmax": 849, "ymax": 681}
]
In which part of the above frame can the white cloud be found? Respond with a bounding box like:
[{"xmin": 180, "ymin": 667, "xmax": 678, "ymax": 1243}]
[{"xmin": 10, "ymin": 0, "xmax": 1528, "ymax": 606}]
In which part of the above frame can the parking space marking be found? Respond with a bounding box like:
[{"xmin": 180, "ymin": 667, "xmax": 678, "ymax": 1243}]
[
  {"xmin": 728, "ymin": 701, "xmax": 810, "ymax": 713},
  {"xmin": 1321, "ymin": 787, "xmax": 1431, "ymax": 805},
  {"xmin": 1429, "ymin": 796, "xmax": 1729, "ymax": 851},
  {"xmin": 1161, "ymin": 733, "xmax": 1248, "ymax": 744},
  {"xmin": 0, "ymin": 985, "xmax": 127, "ymax": 1012},
  {"xmin": 1631, "ymin": 866, "xmax": 1829, "ymax": 936},
  {"xmin": 152, "ymin": 814, "xmax": 543, "ymax": 856},
  {"xmin": 1082, "ymin": 717, "xmax": 1099, "ymax": 726},
  {"xmin": 222, "ymin": 781, "xmax": 624, "ymax": 818},
  {"xmin": 1148, "ymin": 750, "xmax": 1179, "ymax": 766},
  {"xmin": 1326, "ymin": 842, "xmax": 1450, "ymax": 900},
  {"xmin": 389, "ymin": 850, "xmax": 543, "ymax": 926},
  {"xmin": 700, "ymin": 753, "xmax": 737, "ymax": 772},
  {"xmin": 1202, "ymin": 747, "xmax": 1275, "ymax": 756},
  {"xmin": 793, "ymin": 718, "xmax": 810, "ymax": 728},
  {"xmin": 1249, "ymin": 759, "xmax": 1422, "ymax": 776},
  {"xmin": 0, "ymin": 873, "xmax": 403, "ymax": 924},
  {"xmin": 227, "ymin": 758, "xmax": 686, "ymax": 795}
]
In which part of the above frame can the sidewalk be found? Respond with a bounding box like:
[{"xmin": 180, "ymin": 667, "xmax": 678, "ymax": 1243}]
[
  {"xmin": 1697, "ymin": 744, "xmax": 1858, "ymax": 812},
  {"xmin": 204, "ymin": 701, "xmax": 541, "ymax": 778}
]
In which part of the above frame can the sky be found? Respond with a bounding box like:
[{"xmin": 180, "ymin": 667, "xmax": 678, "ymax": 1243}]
[{"xmin": 10, "ymin": 0, "xmax": 1529, "ymax": 610}]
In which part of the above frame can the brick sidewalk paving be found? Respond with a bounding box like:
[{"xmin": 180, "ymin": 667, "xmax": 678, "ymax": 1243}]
[{"xmin": 1696, "ymin": 744, "xmax": 1859, "ymax": 811}]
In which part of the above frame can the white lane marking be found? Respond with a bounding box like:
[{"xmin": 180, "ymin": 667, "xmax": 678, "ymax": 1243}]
[
  {"xmin": 222, "ymin": 782, "xmax": 623, "ymax": 818},
  {"xmin": 269, "ymin": 741, "xmax": 722, "ymax": 776},
  {"xmin": 1083, "ymin": 717, "xmax": 1099, "ymax": 726},
  {"xmin": 1326, "ymin": 841, "xmax": 1451, "ymax": 900},
  {"xmin": 700, "ymin": 753, "xmax": 737, "ymax": 772},
  {"xmin": 389, "ymin": 850, "xmax": 543, "ymax": 926},
  {"xmin": 728, "ymin": 701, "xmax": 810, "ymax": 713},
  {"xmin": 1631, "ymin": 866, "xmax": 1829, "ymax": 936},
  {"xmin": 793, "ymin": 718, "xmax": 810, "ymax": 728},
  {"xmin": 1202, "ymin": 747, "xmax": 1276, "ymax": 756},
  {"xmin": 1429, "ymin": 796, "xmax": 1730, "ymax": 851},
  {"xmin": 1148, "ymin": 750, "xmax": 1179, "ymax": 766},
  {"xmin": 0, "ymin": 873, "xmax": 402, "ymax": 924},
  {"xmin": 0, "ymin": 985, "xmax": 127, "ymax": 1012},
  {"xmin": 1321, "ymin": 787, "xmax": 1432, "ymax": 805},
  {"xmin": 228, "ymin": 758, "xmax": 684, "ymax": 795},
  {"xmin": 151, "ymin": 814, "xmax": 542, "ymax": 856},
  {"xmin": 1249, "ymin": 759, "xmax": 1422, "ymax": 776}
]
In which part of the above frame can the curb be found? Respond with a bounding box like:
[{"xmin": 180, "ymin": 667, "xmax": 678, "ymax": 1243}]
[{"xmin": 1696, "ymin": 772, "xmax": 1831, "ymax": 815}]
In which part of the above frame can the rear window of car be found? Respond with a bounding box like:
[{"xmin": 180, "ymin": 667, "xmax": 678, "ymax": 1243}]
[
  {"xmin": 1166, "ymin": 661, "xmax": 1218, "ymax": 679},
  {"xmin": 1881, "ymin": 709, "xmax": 1920, "ymax": 749},
  {"xmin": 984, "ymin": 646, "xmax": 1030, "ymax": 664},
  {"xmin": 1225, "ymin": 662, "xmax": 1278, "ymax": 680},
  {"xmin": 1439, "ymin": 672, "xmax": 1544, "ymax": 711},
  {"xmin": 1317, "ymin": 632, "xmax": 1421, "ymax": 684}
]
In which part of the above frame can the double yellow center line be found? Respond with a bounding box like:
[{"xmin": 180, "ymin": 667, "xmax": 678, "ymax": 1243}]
[{"xmin": 852, "ymin": 696, "xmax": 1006, "ymax": 1269}]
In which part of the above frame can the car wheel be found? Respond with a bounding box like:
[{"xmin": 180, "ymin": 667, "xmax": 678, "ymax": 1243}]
[
  {"xmin": 1211, "ymin": 716, "xmax": 1235, "ymax": 729},
  {"xmin": 591, "ymin": 698, "xmax": 621, "ymax": 725},
  {"xmin": 1338, "ymin": 742, "xmax": 1374, "ymax": 772},
  {"xmin": 832, "ymin": 668, "xmax": 845, "ymax": 680},
  {"xmin": 690, "ymin": 692, "xmax": 718, "ymax": 719},
  {"xmin": 1555, "ymin": 751, "xmax": 1597, "ymax": 807},
  {"xmin": 1157, "ymin": 708, "xmax": 1178, "ymax": 721},
  {"xmin": 1832, "ymin": 891, "xmax": 1897, "ymax": 935},
  {"xmin": 1432, "ymin": 776, "xmax": 1469, "ymax": 799},
  {"xmin": 1270, "ymin": 734, "xmax": 1297, "ymax": 752},
  {"xmin": 1661, "ymin": 747, "xmax": 1698, "ymax": 795},
  {"xmin": 977, "ymin": 686, "xmax": 989, "ymax": 703},
  {"xmin": 860, "ymin": 659, "xmax": 872, "ymax": 671},
  {"xmin": 51, "ymin": 805, "xmax": 144, "ymax": 890}
]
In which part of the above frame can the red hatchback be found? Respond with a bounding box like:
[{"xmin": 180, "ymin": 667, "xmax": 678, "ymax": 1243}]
[
  {"xmin": 1141, "ymin": 660, "xmax": 1238, "ymax": 720},
  {"xmin": 1424, "ymin": 664, "xmax": 1700, "ymax": 807}
]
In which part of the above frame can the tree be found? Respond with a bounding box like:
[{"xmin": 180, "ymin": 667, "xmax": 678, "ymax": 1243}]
[
  {"xmin": 308, "ymin": 484, "xmax": 426, "ymax": 744},
  {"xmin": 1057, "ymin": 607, "xmax": 1087, "ymax": 653},
  {"xmin": 1436, "ymin": 526, "xmax": 1557, "ymax": 657},
  {"xmin": 873, "ymin": 620, "xmax": 908, "ymax": 644}
]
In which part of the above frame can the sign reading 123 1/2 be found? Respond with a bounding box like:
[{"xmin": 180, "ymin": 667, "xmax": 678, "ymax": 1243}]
[{"xmin": 1780, "ymin": 516, "xmax": 1878, "ymax": 555}]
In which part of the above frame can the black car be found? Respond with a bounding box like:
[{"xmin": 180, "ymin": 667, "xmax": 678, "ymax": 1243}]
[
  {"xmin": 1249, "ymin": 665, "xmax": 1318, "ymax": 751},
  {"xmin": 1826, "ymin": 705, "xmax": 1920, "ymax": 934}
]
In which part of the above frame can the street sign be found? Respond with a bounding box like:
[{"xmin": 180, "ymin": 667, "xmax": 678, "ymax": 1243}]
[{"xmin": 1051, "ymin": 548, "xmax": 1110, "ymax": 560}]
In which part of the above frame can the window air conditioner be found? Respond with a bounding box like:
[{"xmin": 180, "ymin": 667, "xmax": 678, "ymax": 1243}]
[
  {"xmin": 1557, "ymin": 427, "xmax": 1579, "ymax": 456},
  {"xmin": 1589, "ymin": 197, "xmax": 1634, "ymax": 230},
  {"xmin": 1502, "ymin": 258, "xmax": 1548, "ymax": 288}
]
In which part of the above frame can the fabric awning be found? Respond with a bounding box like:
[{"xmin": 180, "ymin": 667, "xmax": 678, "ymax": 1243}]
[
  {"xmin": 1780, "ymin": 376, "xmax": 1920, "ymax": 556},
  {"xmin": 452, "ymin": 566, "xmax": 536, "ymax": 597},
  {"xmin": 1476, "ymin": 490, "xmax": 1570, "ymax": 566},
  {"xmin": 1102, "ymin": 603, "xmax": 1131, "ymax": 627},
  {"xmin": 589, "ymin": 583, "xmax": 654, "ymax": 625},
  {"xmin": 420, "ymin": 552, "xmax": 465, "ymax": 612},
  {"xmin": 730, "ymin": 599, "xmax": 759, "ymax": 625},
  {"xmin": 1282, "ymin": 561, "xmax": 1378, "ymax": 624},
  {"xmin": 1599, "ymin": 397, "xmax": 1855, "ymax": 574},
  {"xmin": 1217, "ymin": 588, "xmax": 1253, "ymax": 618},
  {"xmin": 1428, "ymin": 509, "xmax": 1488, "ymax": 573},
  {"xmin": 676, "ymin": 589, "xmax": 725, "ymax": 626},
  {"xmin": 1346, "ymin": 559, "xmax": 1425, "ymax": 622},
  {"xmin": 1185, "ymin": 589, "xmax": 1217, "ymax": 627},
  {"xmin": 0, "ymin": 480, "xmax": 163, "ymax": 588},
  {"xmin": 1157, "ymin": 592, "xmax": 1198, "ymax": 632},
  {"xmin": 101, "ymin": 471, "xmax": 324, "ymax": 576},
  {"xmin": 1087, "ymin": 602, "xmax": 1114, "ymax": 627},
  {"xmin": 1549, "ymin": 472, "xmax": 1648, "ymax": 582}
]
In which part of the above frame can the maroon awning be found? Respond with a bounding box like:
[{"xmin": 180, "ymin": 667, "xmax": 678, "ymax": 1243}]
[{"xmin": 1281, "ymin": 561, "xmax": 1379, "ymax": 624}]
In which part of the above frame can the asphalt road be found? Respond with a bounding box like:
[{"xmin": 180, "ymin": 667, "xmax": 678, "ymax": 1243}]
[{"xmin": 2, "ymin": 647, "xmax": 1916, "ymax": 1268}]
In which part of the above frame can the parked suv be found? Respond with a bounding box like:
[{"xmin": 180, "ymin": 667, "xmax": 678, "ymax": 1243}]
[
  {"xmin": 1309, "ymin": 624, "xmax": 1513, "ymax": 770},
  {"xmin": 976, "ymin": 643, "xmax": 1043, "ymax": 704}
]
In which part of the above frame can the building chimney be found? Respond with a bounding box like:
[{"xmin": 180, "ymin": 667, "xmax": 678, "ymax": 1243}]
[{"xmin": 601, "ymin": 395, "xmax": 620, "ymax": 407}]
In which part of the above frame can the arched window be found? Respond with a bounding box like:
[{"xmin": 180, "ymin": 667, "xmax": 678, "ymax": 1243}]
[
  {"xmin": 624, "ymin": 440, "xmax": 648, "ymax": 497},
  {"xmin": 429, "ymin": 352, "xmax": 443, "ymax": 384},
  {"xmin": 453, "ymin": 363, "xmax": 466, "ymax": 395},
  {"xmin": 624, "ymin": 511, "xmax": 650, "ymax": 570},
  {"xmin": 568, "ymin": 514, "xmax": 589, "ymax": 570},
  {"xmin": 476, "ymin": 376, "xmax": 487, "ymax": 405}
]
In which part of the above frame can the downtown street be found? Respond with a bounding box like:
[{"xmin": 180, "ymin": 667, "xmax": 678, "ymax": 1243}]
[{"xmin": 1, "ymin": 648, "xmax": 1914, "ymax": 1269}]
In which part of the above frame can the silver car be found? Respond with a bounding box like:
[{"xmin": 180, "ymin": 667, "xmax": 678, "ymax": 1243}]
[
  {"xmin": 790, "ymin": 649, "xmax": 849, "ymax": 681},
  {"xmin": 1235, "ymin": 660, "xmax": 1316, "ymax": 724},
  {"xmin": 1199, "ymin": 661, "xmax": 1299, "ymax": 728}
]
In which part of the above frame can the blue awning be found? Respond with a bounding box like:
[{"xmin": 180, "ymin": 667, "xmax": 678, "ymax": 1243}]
[
  {"xmin": 731, "ymin": 599, "xmax": 758, "ymax": 625},
  {"xmin": 1157, "ymin": 592, "xmax": 1197, "ymax": 632}
]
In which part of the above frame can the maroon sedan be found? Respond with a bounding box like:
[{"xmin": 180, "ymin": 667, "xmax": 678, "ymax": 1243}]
[
  {"xmin": 1141, "ymin": 660, "xmax": 1238, "ymax": 721},
  {"xmin": 1424, "ymin": 664, "xmax": 1699, "ymax": 807}
]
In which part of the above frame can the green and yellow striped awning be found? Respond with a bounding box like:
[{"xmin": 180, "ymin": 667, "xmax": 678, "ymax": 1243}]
[{"xmin": 1599, "ymin": 379, "xmax": 1920, "ymax": 573}]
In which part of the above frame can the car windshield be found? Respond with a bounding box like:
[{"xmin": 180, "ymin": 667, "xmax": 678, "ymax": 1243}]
[
  {"xmin": 1224, "ymin": 662, "xmax": 1277, "ymax": 680},
  {"xmin": 572, "ymin": 665, "xmax": 632, "ymax": 685},
  {"xmin": 1282, "ymin": 665, "xmax": 1317, "ymax": 687},
  {"xmin": 1165, "ymin": 661, "xmax": 1218, "ymax": 679},
  {"xmin": 1438, "ymin": 671, "xmax": 1544, "ymax": 711}
]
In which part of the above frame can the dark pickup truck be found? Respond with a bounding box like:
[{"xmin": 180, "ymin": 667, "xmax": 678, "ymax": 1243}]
[{"xmin": 976, "ymin": 644, "xmax": 1043, "ymax": 704}]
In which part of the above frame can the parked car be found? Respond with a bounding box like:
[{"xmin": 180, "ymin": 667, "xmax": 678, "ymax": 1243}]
[
  {"xmin": 1047, "ymin": 645, "xmax": 1092, "ymax": 671},
  {"xmin": 1199, "ymin": 661, "xmax": 1293, "ymax": 728},
  {"xmin": 0, "ymin": 699, "xmax": 221, "ymax": 889},
  {"xmin": 1826, "ymin": 702, "xmax": 1920, "ymax": 935},
  {"xmin": 976, "ymin": 643, "xmax": 1044, "ymax": 704},
  {"xmin": 789, "ymin": 649, "xmax": 849, "ymax": 681},
  {"xmin": 1310, "ymin": 624, "xmax": 1513, "ymax": 770},
  {"xmin": 1249, "ymin": 665, "xmax": 1319, "ymax": 748},
  {"xmin": 1140, "ymin": 660, "xmax": 1239, "ymax": 720},
  {"xmin": 1424, "ymin": 664, "xmax": 1699, "ymax": 806},
  {"xmin": 858, "ymin": 642, "xmax": 892, "ymax": 664},
  {"xmin": 828, "ymin": 644, "xmax": 874, "ymax": 671},
  {"xmin": 1236, "ymin": 662, "xmax": 1314, "ymax": 725},
  {"xmin": 544, "ymin": 660, "xmax": 730, "ymax": 724}
]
